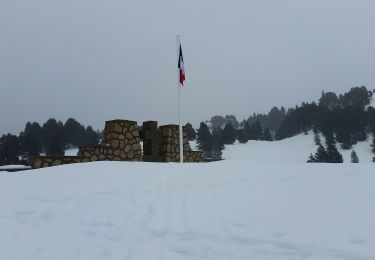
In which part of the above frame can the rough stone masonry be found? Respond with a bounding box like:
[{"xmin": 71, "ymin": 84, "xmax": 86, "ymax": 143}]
[{"xmin": 29, "ymin": 119, "xmax": 204, "ymax": 169}]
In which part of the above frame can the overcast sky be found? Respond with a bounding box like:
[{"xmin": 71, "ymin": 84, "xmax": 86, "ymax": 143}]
[{"xmin": 1, "ymin": 0, "xmax": 375, "ymax": 134}]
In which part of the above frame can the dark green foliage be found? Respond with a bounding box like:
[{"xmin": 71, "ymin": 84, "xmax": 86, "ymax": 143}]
[
  {"xmin": 244, "ymin": 121, "xmax": 251, "ymax": 139},
  {"xmin": 306, "ymin": 153, "xmax": 316, "ymax": 163},
  {"xmin": 245, "ymin": 107, "xmax": 286, "ymax": 133},
  {"xmin": 209, "ymin": 115, "xmax": 226, "ymax": 129},
  {"xmin": 42, "ymin": 118, "xmax": 65, "ymax": 155},
  {"xmin": 64, "ymin": 118, "xmax": 86, "ymax": 147},
  {"xmin": 319, "ymin": 91, "xmax": 339, "ymax": 109},
  {"xmin": 314, "ymin": 133, "xmax": 321, "ymax": 145},
  {"xmin": 225, "ymin": 115, "xmax": 239, "ymax": 129},
  {"xmin": 309, "ymin": 140, "xmax": 343, "ymax": 163},
  {"xmin": 313, "ymin": 144, "xmax": 329, "ymax": 163},
  {"xmin": 326, "ymin": 143, "xmax": 343, "ymax": 163},
  {"xmin": 196, "ymin": 122, "xmax": 224, "ymax": 160},
  {"xmin": 276, "ymin": 86, "xmax": 373, "ymax": 152},
  {"xmin": 222, "ymin": 123, "xmax": 236, "ymax": 144},
  {"xmin": 371, "ymin": 137, "xmax": 375, "ymax": 162},
  {"xmin": 351, "ymin": 150, "xmax": 359, "ymax": 163},
  {"xmin": 237, "ymin": 129, "xmax": 248, "ymax": 143},
  {"xmin": 197, "ymin": 122, "xmax": 212, "ymax": 153},
  {"xmin": 209, "ymin": 115, "xmax": 239, "ymax": 129},
  {"xmin": 19, "ymin": 122, "xmax": 42, "ymax": 157},
  {"xmin": 339, "ymin": 86, "xmax": 372, "ymax": 109},
  {"xmin": 0, "ymin": 134, "xmax": 20, "ymax": 165},
  {"xmin": 263, "ymin": 127, "xmax": 273, "ymax": 141},
  {"xmin": 367, "ymin": 107, "xmax": 375, "ymax": 135},
  {"xmin": 185, "ymin": 122, "xmax": 196, "ymax": 140},
  {"xmin": 84, "ymin": 126, "xmax": 100, "ymax": 145},
  {"xmin": 248, "ymin": 121, "xmax": 263, "ymax": 140},
  {"xmin": 210, "ymin": 127, "xmax": 224, "ymax": 161},
  {"xmin": 1, "ymin": 117, "xmax": 100, "ymax": 162}
]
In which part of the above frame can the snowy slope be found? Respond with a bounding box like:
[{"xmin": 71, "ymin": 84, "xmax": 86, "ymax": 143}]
[
  {"xmin": 0, "ymin": 135, "xmax": 374, "ymax": 260},
  {"xmin": 224, "ymin": 132, "xmax": 374, "ymax": 163}
]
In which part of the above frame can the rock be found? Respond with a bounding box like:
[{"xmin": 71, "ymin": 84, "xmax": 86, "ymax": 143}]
[{"xmin": 111, "ymin": 140, "xmax": 120, "ymax": 148}]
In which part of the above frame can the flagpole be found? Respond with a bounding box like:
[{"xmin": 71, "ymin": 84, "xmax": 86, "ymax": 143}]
[{"xmin": 177, "ymin": 35, "xmax": 183, "ymax": 163}]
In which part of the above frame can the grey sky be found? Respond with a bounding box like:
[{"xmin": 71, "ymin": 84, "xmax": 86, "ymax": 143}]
[{"xmin": 1, "ymin": 0, "xmax": 375, "ymax": 134}]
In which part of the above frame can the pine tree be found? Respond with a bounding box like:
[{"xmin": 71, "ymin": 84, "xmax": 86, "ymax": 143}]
[
  {"xmin": 313, "ymin": 144, "xmax": 329, "ymax": 162},
  {"xmin": 185, "ymin": 122, "xmax": 196, "ymax": 141},
  {"xmin": 0, "ymin": 134, "xmax": 20, "ymax": 165},
  {"xmin": 314, "ymin": 133, "xmax": 321, "ymax": 145},
  {"xmin": 210, "ymin": 127, "xmax": 224, "ymax": 161},
  {"xmin": 249, "ymin": 121, "xmax": 263, "ymax": 140},
  {"xmin": 371, "ymin": 137, "xmax": 375, "ymax": 162},
  {"xmin": 196, "ymin": 122, "xmax": 212, "ymax": 155},
  {"xmin": 42, "ymin": 118, "xmax": 65, "ymax": 155},
  {"xmin": 19, "ymin": 122, "xmax": 42, "ymax": 157},
  {"xmin": 244, "ymin": 121, "xmax": 251, "ymax": 140},
  {"xmin": 306, "ymin": 153, "xmax": 316, "ymax": 163},
  {"xmin": 237, "ymin": 129, "xmax": 248, "ymax": 143},
  {"xmin": 64, "ymin": 118, "xmax": 86, "ymax": 147},
  {"xmin": 325, "ymin": 135, "xmax": 343, "ymax": 163},
  {"xmin": 263, "ymin": 127, "xmax": 273, "ymax": 141},
  {"xmin": 350, "ymin": 150, "xmax": 359, "ymax": 163},
  {"xmin": 222, "ymin": 123, "xmax": 236, "ymax": 144},
  {"xmin": 326, "ymin": 143, "xmax": 343, "ymax": 163}
]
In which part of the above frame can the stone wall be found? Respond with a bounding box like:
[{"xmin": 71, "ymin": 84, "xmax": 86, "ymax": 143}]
[
  {"xmin": 29, "ymin": 156, "xmax": 90, "ymax": 169},
  {"xmin": 103, "ymin": 120, "xmax": 142, "ymax": 161},
  {"xmin": 29, "ymin": 120, "xmax": 142, "ymax": 169},
  {"xmin": 29, "ymin": 119, "xmax": 204, "ymax": 169},
  {"xmin": 158, "ymin": 125, "xmax": 204, "ymax": 162}
]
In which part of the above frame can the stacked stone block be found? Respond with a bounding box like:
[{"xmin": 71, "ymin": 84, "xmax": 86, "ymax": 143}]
[
  {"xmin": 29, "ymin": 156, "xmax": 90, "ymax": 169},
  {"xmin": 29, "ymin": 119, "xmax": 142, "ymax": 169},
  {"xmin": 158, "ymin": 125, "xmax": 204, "ymax": 163},
  {"xmin": 28, "ymin": 119, "xmax": 204, "ymax": 169},
  {"xmin": 103, "ymin": 120, "xmax": 142, "ymax": 161}
]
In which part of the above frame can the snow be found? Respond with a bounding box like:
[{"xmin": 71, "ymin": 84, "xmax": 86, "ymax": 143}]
[
  {"xmin": 64, "ymin": 148, "xmax": 79, "ymax": 156},
  {"xmin": 0, "ymin": 165, "xmax": 30, "ymax": 170},
  {"xmin": 0, "ymin": 134, "xmax": 374, "ymax": 259},
  {"xmin": 224, "ymin": 132, "xmax": 375, "ymax": 163}
]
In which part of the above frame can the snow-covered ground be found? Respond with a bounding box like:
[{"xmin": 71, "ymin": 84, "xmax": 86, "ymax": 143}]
[
  {"xmin": 0, "ymin": 133, "xmax": 374, "ymax": 260},
  {"xmin": 224, "ymin": 132, "xmax": 374, "ymax": 163}
]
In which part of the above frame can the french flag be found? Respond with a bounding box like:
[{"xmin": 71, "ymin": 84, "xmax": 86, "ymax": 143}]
[{"xmin": 178, "ymin": 44, "xmax": 185, "ymax": 86}]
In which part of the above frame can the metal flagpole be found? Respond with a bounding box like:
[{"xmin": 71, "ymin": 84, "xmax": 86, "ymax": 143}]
[{"xmin": 177, "ymin": 36, "xmax": 183, "ymax": 163}]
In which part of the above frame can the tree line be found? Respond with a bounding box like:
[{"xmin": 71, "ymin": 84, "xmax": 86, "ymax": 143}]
[
  {"xmin": 0, "ymin": 118, "xmax": 100, "ymax": 165},
  {"xmin": 188, "ymin": 118, "xmax": 273, "ymax": 161},
  {"xmin": 201, "ymin": 86, "xmax": 375, "ymax": 162}
]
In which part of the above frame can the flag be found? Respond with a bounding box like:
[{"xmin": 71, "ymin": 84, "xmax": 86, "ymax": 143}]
[{"xmin": 178, "ymin": 44, "xmax": 185, "ymax": 86}]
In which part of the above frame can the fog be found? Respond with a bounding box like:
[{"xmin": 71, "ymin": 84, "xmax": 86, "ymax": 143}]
[{"xmin": 1, "ymin": 0, "xmax": 375, "ymax": 134}]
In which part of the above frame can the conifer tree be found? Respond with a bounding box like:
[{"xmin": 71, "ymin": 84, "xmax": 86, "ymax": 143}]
[
  {"xmin": 222, "ymin": 123, "xmax": 236, "ymax": 144},
  {"xmin": 314, "ymin": 133, "xmax": 321, "ymax": 145},
  {"xmin": 237, "ymin": 129, "xmax": 248, "ymax": 143},
  {"xmin": 244, "ymin": 121, "xmax": 251, "ymax": 140},
  {"xmin": 371, "ymin": 137, "xmax": 375, "ymax": 162},
  {"xmin": 210, "ymin": 127, "xmax": 224, "ymax": 160},
  {"xmin": 263, "ymin": 127, "xmax": 273, "ymax": 141},
  {"xmin": 249, "ymin": 121, "xmax": 263, "ymax": 140},
  {"xmin": 350, "ymin": 150, "xmax": 359, "ymax": 163},
  {"xmin": 325, "ymin": 136, "xmax": 343, "ymax": 163},
  {"xmin": 326, "ymin": 143, "xmax": 343, "ymax": 163},
  {"xmin": 196, "ymin": 122, "xmax": 212, "ymax": 154},
  {"xmin": 314, "ymin": 144, "xmax": 329, "ymax": 162},
  {"xmin": 42, "ymin": 118, "xmax": 65, "ymax": 155},
  {"xmin": 306, "ymin": 153, "xmax": 316, "ymax": 163},
  {"xmin": 185, "ymin": 122, "xmax": 196, "ymax": 141}
]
